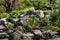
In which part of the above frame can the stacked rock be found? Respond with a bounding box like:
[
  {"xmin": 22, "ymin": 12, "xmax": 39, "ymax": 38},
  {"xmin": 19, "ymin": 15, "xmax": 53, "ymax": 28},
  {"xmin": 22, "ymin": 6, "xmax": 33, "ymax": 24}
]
[
  {"xmin": 0, "ymin": 25, "xmax": 9, "ymax": 39},
  {"xmin": 23, "ymin": 33, "xmax": 34, "ymax": 40}
]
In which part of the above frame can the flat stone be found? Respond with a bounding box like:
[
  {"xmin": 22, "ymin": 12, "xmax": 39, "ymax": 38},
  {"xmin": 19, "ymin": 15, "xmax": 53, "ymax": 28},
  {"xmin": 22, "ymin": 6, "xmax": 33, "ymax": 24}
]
[
  {"xmin": 0, "ymin": 32, "xmax": 7, "ymax": 35},
  {"xmin": 0, "ymin": 25, "xmax": 5, "ymax": 29},
  {"xmin": 12, "ymin": 18, "xmax": 19, "ymax": 22},
  {"xmin": 34, "ymin": 30, "xmax": 43, "ymax": 35},
  {"xmin": 33, "ymin": 30, "xmax": 44, "ymax": 38},
  {"xmin": 51, "ymin": 31, "xmax": 58, "ymax": 35},
  {"xmin": 23, "ymin": 33, "xmax": 34, "ymax": 40},
  {"xmin": 0, "ymin": 38, "xmax": 8, "ymax": 40},
  {"xmin": 23, "ymin": 33, "xmax": 34, "ymax": 37},
  {"xmin": 0, "ymin": 32, "xmax": 9, "ymax": 37}
]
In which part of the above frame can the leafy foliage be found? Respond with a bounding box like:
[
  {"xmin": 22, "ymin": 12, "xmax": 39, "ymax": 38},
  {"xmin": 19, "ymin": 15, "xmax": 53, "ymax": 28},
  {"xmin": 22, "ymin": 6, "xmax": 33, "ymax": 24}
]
[
  {"xmin": 0, "ymin": 6, "xmax": 6, "ymax": 12},
  {"xmin": 0, "ymin": 12, "xmax": 10, "ymax": 19},
  {"xmin": 0, "ymin": 0, "xmax": 60, "ymax": 33},
  {"xmin": 24, "ymin": 15, "xmax": 39, "ymax": 28},
  {"xmin": 6, "ymin": 22, "xmax": 14, "ymax": 30},
  {"xmin": 50, "ymin": 11, "xmax": 60, "ymax": 22},
  {"xmin": 10, "ymin": 10, "xmax": 22, "ymax": 18}
]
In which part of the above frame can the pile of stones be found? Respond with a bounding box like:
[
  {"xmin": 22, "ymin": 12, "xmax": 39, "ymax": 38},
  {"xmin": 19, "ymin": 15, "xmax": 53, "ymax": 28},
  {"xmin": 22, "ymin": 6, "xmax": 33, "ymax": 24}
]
[{"xmin": 0, "ymin": 25, "xmax": 9, "ymax": 39}]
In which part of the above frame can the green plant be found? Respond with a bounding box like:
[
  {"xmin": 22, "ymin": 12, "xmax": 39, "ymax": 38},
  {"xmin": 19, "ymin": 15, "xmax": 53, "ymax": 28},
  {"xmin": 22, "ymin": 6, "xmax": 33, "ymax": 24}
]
[
  {"xmin": 0, "ymin": 6, "xmax": 6, "ymax": 13},
  {"xmin": 50, "ymin": 10, "xmax": 60, "ymax": 22},
  {"xmin": 46, "ymin": 25, "xmax": 55, "ymax": 31},
  {"xmin": 24, "ymin": 0, "xmax": 33, "ymax": 7},
  {"xmin": 6, "ymin": 22, "xmax": 14, "ymax": 30},
  {"xmin": 19, "ymin": 10, "xmax": 24, "ymax": 13},
  {"xmin": 22, "ymin": 25, "xmax": 30, "ymax": 32},
  {"xmin": 53, "ymin": 35, "xmax": 59, "ymax": 38},
  {"xmin": 25, "ymin": 15, "xmax": 39, "ymax": 26},
  {"xmin": 10, "ymin": 10, "xmax": 22, "ymax": 18},
  {"xmin": 44, "ymin": 18, "xmax": 50, "ymax": 26},
  {"xmin": 0, "ymin": 13, "xmax": 10, "ymax": 19}
]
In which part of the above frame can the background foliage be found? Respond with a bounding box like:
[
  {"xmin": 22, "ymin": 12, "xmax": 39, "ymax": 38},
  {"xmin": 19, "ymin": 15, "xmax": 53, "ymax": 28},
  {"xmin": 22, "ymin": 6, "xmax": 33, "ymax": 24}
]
[{"xmin": 0, "ymin": 0, "xmax": 60, "ymax": 31}]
